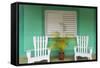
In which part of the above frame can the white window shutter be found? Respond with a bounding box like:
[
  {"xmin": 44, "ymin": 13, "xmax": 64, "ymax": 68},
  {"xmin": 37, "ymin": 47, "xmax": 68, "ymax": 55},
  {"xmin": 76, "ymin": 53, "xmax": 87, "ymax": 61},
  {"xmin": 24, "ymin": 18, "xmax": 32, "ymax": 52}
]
[
  {"xmin": 63, "ymin": 11, "xmax": 77, "ymax": 37},
  {"xmin": 45, "ymin": 10, "xmax": 77, "ymax": 38}
]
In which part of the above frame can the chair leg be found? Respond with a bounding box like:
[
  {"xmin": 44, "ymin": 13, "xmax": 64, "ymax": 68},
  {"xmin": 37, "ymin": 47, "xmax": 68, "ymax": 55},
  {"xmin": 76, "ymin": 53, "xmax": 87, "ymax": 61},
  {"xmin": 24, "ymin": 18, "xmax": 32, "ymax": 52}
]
[
  {"xmin": 89, "ymin": 55, "xmax": 92, "ymax": 60},
  {"xmin": 28, "ymin": 58, "xmax": 32, "ymax": 63},
  {"xmin": 47, "ymin": 59, "xmax": 50, "ymax": 62},
  {"xmin": 74, "ymin": 55, "xmax": 77, "ymax": 61},
  {"xmin": 47, "ymin": 57, "xmax": 50, "ymax": 62}
]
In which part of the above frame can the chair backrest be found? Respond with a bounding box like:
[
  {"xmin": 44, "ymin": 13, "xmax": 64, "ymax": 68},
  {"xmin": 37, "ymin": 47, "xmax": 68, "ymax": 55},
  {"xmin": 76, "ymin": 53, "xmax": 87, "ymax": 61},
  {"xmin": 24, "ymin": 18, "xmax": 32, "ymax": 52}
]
[
  {"xmin": 33, "ymin": 36, "xmax": 48, "ymax": 57},
  {"xmin": 77, "ymin": 36, "xmax": 89, "ymax": 53}
]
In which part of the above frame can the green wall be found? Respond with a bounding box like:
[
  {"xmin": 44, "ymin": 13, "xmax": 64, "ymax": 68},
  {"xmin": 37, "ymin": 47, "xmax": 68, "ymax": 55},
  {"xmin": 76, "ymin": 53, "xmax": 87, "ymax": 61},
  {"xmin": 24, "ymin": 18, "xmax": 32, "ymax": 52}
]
[
  {"xmin": 19, "ymin": 5, "xmax": 96, "ymax": 57},
  {"xmin": 19, "ymin": 5, "xmax": 24, "ymax": 57},
  {"xmin": 19, "ymin": 5, "xmax": 44, "ymax": 57},
  {"xmin": 78, "ymin": 8, "xmax": 96, "ymax": 54},
  {"xmin": 24, "ymin": 5, "xmax": 43, "ymax": 50}
]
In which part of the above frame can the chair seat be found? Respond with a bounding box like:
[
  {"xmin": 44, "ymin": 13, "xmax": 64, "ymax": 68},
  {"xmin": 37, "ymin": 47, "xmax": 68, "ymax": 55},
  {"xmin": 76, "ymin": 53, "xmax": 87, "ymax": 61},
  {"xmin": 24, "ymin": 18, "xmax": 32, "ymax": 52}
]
[
  {"xmin": 28, "ymin": 55, "xmax": 49, "ymax": 63},
  {"xmin": 75, "ymin": 53, "xmax": 91, "ymax": 57}
]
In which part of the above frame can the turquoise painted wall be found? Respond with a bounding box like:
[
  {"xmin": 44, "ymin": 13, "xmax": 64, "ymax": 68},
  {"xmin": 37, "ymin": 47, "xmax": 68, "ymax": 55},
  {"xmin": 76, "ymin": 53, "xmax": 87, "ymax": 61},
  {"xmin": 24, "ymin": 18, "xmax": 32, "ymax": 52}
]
[
  {"xmin": 19, "ymin": 5, "xmax": 44, "ymax": 57},
  {"xmin": 23, "ymin": 5, "xmax": 43, "ymax": 50},
  {"xmin": 19, "ymin": 5, "xmax": 96, "ymax": 57},
  {"xmin": 19, "ymin": 5, "xmax": 24, "ymax": 57},
  {"xmin": 78, "ymin": 8, "xmax": 96, "ymax": 54}
]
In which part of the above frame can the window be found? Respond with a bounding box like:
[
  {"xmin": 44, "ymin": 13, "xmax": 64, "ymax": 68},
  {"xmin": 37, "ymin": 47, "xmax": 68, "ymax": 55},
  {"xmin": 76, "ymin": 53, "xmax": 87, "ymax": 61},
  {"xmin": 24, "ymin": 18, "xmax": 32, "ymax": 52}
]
[{"xmin": 45, "ymin": 10, "xmax": 77, "ymax": 38}]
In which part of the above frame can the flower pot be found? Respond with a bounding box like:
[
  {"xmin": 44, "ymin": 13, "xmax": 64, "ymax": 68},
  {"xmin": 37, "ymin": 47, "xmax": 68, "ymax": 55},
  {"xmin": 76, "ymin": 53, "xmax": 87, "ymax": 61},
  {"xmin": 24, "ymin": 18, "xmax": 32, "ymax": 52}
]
[{"xmin": 59, "ymin": 51, "xmax": 64, "ymax": 60}]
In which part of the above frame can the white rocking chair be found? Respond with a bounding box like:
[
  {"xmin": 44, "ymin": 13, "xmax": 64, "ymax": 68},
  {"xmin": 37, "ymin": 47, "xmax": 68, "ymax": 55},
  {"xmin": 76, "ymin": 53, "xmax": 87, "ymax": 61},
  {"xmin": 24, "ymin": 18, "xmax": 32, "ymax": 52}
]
[
  {"xmin": 74, "ymin": 36, "xmax": 92, "ymax": 61},
  {"xmin": 26, "ymin": 36, "xmax": 51, "ymax": 63}
]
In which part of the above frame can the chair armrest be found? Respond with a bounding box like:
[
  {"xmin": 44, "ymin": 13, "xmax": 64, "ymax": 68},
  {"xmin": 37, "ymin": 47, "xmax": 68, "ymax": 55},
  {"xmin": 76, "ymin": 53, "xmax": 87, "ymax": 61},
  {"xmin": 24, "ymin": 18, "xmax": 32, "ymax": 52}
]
[
  {"xmin": 74, "ymin": 46, "xmax": 77, "ymax": 53},
  {"xmin": 26, "ymin": 49, "xmax": 35, "ymax": 58},
  {"xmin": 48, "ymin": 48, "xmax": 51, "ymax": 56},
  {"xmin": 26, "ymin": 49, "xmax": 34, "ymax": 52},
  {"xmin": 26, "ymin": 50, "xmax": 31, "ymax": 58},
  {"xmin": 90, "ymin": 48, "xmax": 92, "ymax": 54}
]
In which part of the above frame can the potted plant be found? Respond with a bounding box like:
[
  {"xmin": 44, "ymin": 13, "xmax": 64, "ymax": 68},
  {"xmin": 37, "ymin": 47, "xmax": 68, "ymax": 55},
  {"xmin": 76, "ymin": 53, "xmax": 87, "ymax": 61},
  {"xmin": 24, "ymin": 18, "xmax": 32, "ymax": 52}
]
[{"xmin": 49, "ymin": 32, "xmax": 67, "ymax": 60}]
